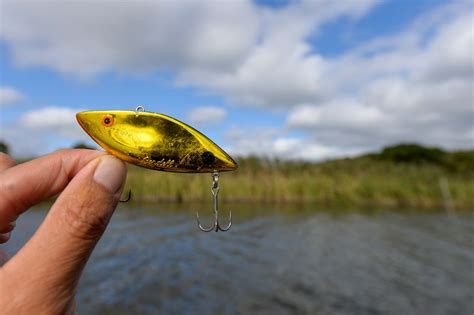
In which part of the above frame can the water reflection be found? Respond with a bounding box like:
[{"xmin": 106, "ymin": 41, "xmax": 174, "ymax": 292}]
[{"xmin": 3, "ymin": 203, "xmax": 473, "ymax": 315}]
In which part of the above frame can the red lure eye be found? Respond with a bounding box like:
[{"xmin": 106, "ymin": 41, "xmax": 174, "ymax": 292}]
[{"xmin": 102, "ymin": 115, "xmax": 114, "ymax": 127}]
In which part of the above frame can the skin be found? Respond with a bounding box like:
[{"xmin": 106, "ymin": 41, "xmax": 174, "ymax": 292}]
[{"xmin": 0, "ymin": 149, "xmax": 127, "ymax": 314}]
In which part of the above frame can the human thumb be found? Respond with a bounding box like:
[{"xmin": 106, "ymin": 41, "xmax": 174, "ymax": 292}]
[{"xmin": 3, "ymin": 155, "xmax": 126, "ymax": 308}]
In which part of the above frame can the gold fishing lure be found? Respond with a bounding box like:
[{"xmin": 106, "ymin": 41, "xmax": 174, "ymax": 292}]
[
  {"xmin": 76, "ymin": 108, "xmax": 237, "ymax": 173},
  {"xmin": 76, "ymin": 106, "xmax": 236, "ymax": 232}
]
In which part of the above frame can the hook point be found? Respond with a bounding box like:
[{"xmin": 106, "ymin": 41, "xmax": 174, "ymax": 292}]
[
  {"xmin": 119, "ymin": 189, "xmax": 132, "ymax": 203},
  {"xmin": 196, "ymin": 171, "xmax": 232, "ymax": 232}
]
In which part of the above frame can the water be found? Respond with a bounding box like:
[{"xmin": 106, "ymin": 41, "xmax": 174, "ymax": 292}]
[{"xmin": 2, "ymin": 204, "xmax": 473, "ymax": 315}]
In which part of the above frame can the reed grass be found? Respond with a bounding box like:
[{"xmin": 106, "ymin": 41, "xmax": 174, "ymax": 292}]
[{"xmin": 124, "ymin": 153, "xmax": 474, "ymax": 210}]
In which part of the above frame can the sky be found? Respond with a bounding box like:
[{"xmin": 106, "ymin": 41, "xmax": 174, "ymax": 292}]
[{"xmin": 0, "ymin": 0, "xmax": 472, "ymax": 160}]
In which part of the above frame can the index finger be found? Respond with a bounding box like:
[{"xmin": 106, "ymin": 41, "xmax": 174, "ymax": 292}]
[{"xmin": 0, "ymin": 149, "xmax": 105, "ymax": 227}]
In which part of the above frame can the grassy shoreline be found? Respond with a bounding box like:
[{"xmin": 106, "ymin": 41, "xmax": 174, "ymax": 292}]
[
  {"xmin": 12, "ymin": 145, "xmax": 473, "ymax": 210},
  {"xmin": 123, "ymin": 150, "xmax": 473, "ymax": 210}
]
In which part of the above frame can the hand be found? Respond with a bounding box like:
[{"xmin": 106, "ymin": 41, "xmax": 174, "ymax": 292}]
[{"xmin": 0, "ymin": 149, "xmax": 127, "ymax": 314}]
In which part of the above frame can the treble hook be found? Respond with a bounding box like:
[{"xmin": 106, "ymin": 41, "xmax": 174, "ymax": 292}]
[
  {"xmin": 119, "ymin": 189, "xmax": 132, "ymax": 203},
  {"xmin": 196, "ymin": 171, "xmax": 232, "ymax": 232}
]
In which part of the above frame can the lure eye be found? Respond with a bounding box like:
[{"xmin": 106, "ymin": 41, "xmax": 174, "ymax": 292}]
[{"xmin": 102, "ymin": 115, "xmax": 114, "ymax": 127}]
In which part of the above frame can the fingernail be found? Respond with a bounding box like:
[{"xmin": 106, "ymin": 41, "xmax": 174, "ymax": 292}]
[
  {"xmin": 93, "ymin": 156, "xmax": 127, "ymax": 194},
  {"xmin": 0, "ymin": 232, "xmax": 11, "ymax": 242}
]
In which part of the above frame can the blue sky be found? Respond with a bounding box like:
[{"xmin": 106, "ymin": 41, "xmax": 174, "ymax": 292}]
[{"xmin": 0, "ymin": 0, "xmax": 472, "ymax": 159}]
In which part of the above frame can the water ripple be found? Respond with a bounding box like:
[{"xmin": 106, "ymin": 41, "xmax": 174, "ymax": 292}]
[{"xmin": 3, "ymin": 206, "xmax": 473, "ymax": 315}]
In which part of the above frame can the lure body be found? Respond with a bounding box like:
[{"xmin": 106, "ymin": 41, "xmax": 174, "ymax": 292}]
[{"xmin": 76, "ymin": 110, "xmax": 237, "ymax": 173}]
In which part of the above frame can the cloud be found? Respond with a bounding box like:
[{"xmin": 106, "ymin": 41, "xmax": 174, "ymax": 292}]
[
  {"xmin": 286, "ymin": 6, "xmax": 474, "ymax": 152},
  {"xmin": 187, "ymin": 106, "xmax": 227, "ymax": 126},
  {"xmin": 0, "ymin": 0, "xmax": 260, "ymax": 79},
  {"xmin": 287, "ymin": 80, "xmax": 473, "ymax": 152},
  {"xmin": 20, "ymin": 106, "xmax": 79, "ymax": 129},
  {"xmin": 0, "ymin": 127, "xmax": 46, "ymax": 157},
  {"xmin": 288, "ymin": 99, "xmax": 384, "ymax": 130},
  {"xmin": 1, "ymin": 106, "xmax": 102, "ymax": 156},
  {"xmin": 177, "ymin": 0, "xmax": 379, "ymax": 107},
  {"xmin": 1, "ymin": 0, "xmax": 472, "ymax": 159},
  {"xmin": 272, "ymin": 137, "xmax": 337, "ymax": 160},
  {"xmin": 223, "ymin": 127, "xmax": 343, "ymax": 161},
  {"xmin": 12, "ymin": 106, "xmax": 92, "ymax": 156},
  {"xmin": 0, "ymin": 0, "xmax": 378, "ymax": 93},
  {"xmin": 19, "ymin": 106, "xmax": 89, "ymax": 140},
  {"xmin": 323, "ymin": 2, "xmax": 473, "ymax": 94},
  {"xmin": 0, "ymin": 86, "xmax": 24, "ymax": 106},
  {"xmin": 0, "ymin": 3, "xmax": 380, "ymax": 109}
]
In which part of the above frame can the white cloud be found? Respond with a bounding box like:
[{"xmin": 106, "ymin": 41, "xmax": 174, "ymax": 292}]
[
  {"xmin": 0, "ymin": 86, "xmax": 24, "ymax": 106},
  {"xmin": 187, "ymin": 106, "xmax": 227, "ymax": 126},
  {"xmin": 417, "ymin": 10, "xmax": 473, "ymax": 82},
  {"xmin": 223, "ymin": 127, "xmax": 343, "ymax": 161},
  {"xmin": 20, "ymin": 106, "xmax": 78, "ymax": 128},
  {"xmin": 272, "ymin": 137, "xmax": 336, "ymax": 160},
  {"xmin": 0, "ymin": 127, "xmax": 46, "ymax": 157},
  {"xmin": 18, "ymin": 106, "xmax": 90, "ymax": 147},
  {"xmin": 285, "ymin": 3, "xmax": 474, "ymax": 153},
  {"xmin": 0, "ymin": 0, "xmax": 472, "ymax": 158},
  {"xmin": 0, "ymin": 0, "xmax": 378, "ymax": 96},
  {"xmin": 288, "ymin": 99, "xmax": 384, "ymax": 130},
  {"xmin": 0, "ymin": 0, "xmax": 260, "ymax": 79},
  {"xmin": 223, "ymin": 126, "xmax": 279, "ymax": 156},
  {"xmin": 325, "ymin": 2, "xmax": 474, "ymax": 94},
  {"xmin": 288, "ymin": 77, "xmax": 473, "ymax": 151},
  {"xmin": 177, "ymin": 0, "xmax": 379, "ymax": 107}
]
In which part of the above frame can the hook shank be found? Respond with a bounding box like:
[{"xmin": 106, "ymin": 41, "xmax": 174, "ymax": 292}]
[{"xmin": 196, "ymin": 171, "xmax": 231, "ymax": 232}]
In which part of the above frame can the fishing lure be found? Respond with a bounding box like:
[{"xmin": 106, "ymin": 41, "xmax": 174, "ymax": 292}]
[{"xmin": 76, "ymin": 106, "xmax": 237, "ymax": 232}]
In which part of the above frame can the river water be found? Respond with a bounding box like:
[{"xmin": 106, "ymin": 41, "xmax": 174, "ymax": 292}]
[{"xmin": 3, "ymin": 204, "xmax": 473, "ymax": 315}]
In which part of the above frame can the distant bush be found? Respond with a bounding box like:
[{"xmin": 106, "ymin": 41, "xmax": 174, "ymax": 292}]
[
  {"xmin": 379, "ymin": 144, "xmax": 447, "ymax": 165},
  {"xmin": 445, "ymin": 151, "xmax": 474, "ymax": 173},
  {"xmin": 0, "ymin": 141, "xmax": 9, "ymax": 154}
]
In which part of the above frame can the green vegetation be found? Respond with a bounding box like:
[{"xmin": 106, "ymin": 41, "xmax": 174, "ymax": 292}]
[
  {"xmin": 124, "ymin": 144, "xmax": 474, "ymax": 210},
  {"xmin": 378, "ymin": 143, "xmax": 446, "ymax": 164},
  {"xmin": 0, "ymin": 141, "xmax": 9, "ymax": 154}
]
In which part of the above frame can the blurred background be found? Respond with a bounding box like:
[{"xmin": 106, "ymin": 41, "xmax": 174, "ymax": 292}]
[{"xmin": 1, "ymin": 0, "xmax": 473, "ymax": 314}]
